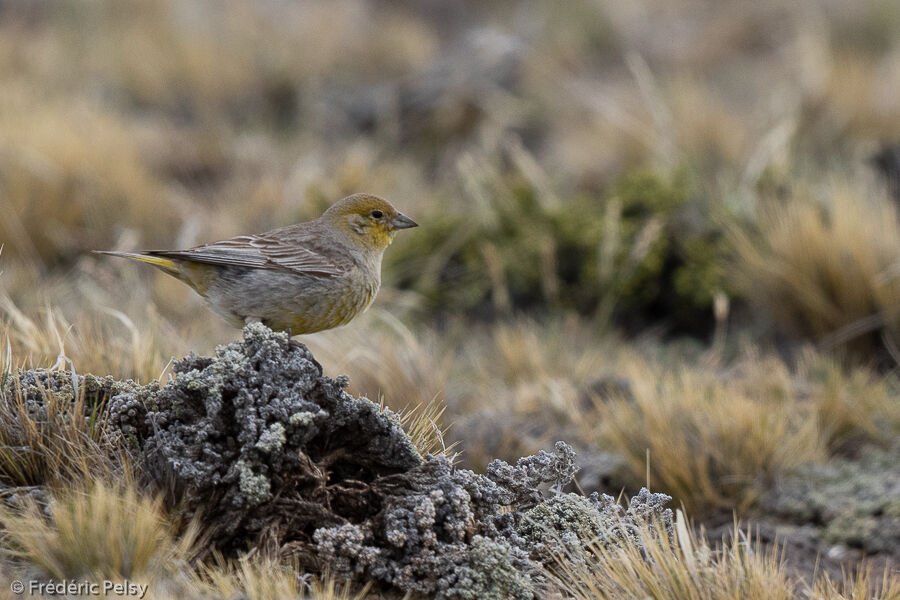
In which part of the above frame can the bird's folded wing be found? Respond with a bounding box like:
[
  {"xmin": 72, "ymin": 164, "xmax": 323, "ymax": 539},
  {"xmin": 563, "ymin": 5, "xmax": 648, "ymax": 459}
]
[{"xmin": 149, "ymin": 234, "xmax": 348, "ymax": 277}]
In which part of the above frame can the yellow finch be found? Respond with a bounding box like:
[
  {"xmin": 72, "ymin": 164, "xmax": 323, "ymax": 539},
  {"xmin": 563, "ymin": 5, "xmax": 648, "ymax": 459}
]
[{"xmin": 96, "ymin": 194, "xmax": 417, "ymax": 334}]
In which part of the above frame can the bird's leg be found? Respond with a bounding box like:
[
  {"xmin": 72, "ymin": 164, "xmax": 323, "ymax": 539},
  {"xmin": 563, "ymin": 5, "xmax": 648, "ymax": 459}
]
[
  {"xmin": 287, "ymin": 330, "xmax": 305, "ymax": 352},
  {"xmin": 285, "ymin": 326, "xmax": 302, "ymax": 349}
]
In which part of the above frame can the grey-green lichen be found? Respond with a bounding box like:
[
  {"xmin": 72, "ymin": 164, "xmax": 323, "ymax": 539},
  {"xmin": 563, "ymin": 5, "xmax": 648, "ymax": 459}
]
[
  {"xmin": 764, "ymin": 446, "xmax": 900, "ymax": 555},
  {"xmin": 516, "ymin": 488, "xmax": 673, "ymax": 567},
  {"xmin": 1, "ymin": 369, "xmax": 138, "ymax": 418},
  {"xmin": 236, "ymin": 459, "xmax": 272, "ymax": 505},
  {"xmin": 452, "ymin": 536, "xmax": 534, "ymax": 600},
  {"xmin": 105, "ymin": 322, "xmax": 423, "ymax": 551},
  {"xmin": 3, "ymin": 324, "xmax": 675, "ymax": 598},
  {"xmin": 255, "ymin": 423, "xmax": 286, "ymax": 454},
  {"xmin": 314, "ymin": 445, "xmax": 672, "ymax": 599},
  {"xmin": 518, "ymin": 494, "xmax": 604, "ymax": 562}
]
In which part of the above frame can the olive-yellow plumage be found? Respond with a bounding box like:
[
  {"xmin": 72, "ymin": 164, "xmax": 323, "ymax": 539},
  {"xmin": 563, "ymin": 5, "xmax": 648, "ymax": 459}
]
[{"xmin": 96, "ymin": 194, "xmax": 417, "ymax": 334}]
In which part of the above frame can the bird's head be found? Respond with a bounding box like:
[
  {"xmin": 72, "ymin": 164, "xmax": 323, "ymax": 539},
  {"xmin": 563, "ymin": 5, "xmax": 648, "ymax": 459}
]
[{"xmin": 321, "ymin": 193, "xmax": 418, "ymax": 252}]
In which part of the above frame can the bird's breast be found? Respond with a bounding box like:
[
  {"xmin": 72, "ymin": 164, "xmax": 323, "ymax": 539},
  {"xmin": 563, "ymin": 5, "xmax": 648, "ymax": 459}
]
[{"xmin": 279, "ymin": 267, "xmax": 380, "ymax": 333}]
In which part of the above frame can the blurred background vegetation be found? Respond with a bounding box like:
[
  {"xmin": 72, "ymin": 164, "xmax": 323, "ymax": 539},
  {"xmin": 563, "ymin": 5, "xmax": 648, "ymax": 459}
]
[{"xmin": 1, "ymin": 0, "xmax": 900, "ymax": 595}]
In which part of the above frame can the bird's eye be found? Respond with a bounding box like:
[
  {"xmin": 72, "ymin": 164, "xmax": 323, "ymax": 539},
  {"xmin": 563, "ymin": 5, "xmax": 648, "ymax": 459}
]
[{"xmin": 371, "ymin": 210, "xmax": 384, "ymax": 219}]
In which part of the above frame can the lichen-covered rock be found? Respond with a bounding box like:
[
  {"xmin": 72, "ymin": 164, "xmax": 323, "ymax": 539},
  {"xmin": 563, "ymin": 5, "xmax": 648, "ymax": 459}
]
[
  {"xmin": 486, "ymin": 441, "xmax": 577, "ymax": 507},
  {"xmin": 1, "ymin": 368, "xmax": 138, "ymax": 418},
  {"xmin": 763, "ymin": 446, "xmax": 900, "ymax": 556},
  {"xmin": 517, "ymin": 488, "xmax": 673, "ymax": 567},
  {"xmin": 4, "ymin": 324, "xmax": 675, "ymax": 598},
  {"xmin": 517, "ymin": 494, "xmax": 605, "ymax": 563},
  {"xmin": 315, "ymin": 448, "xmax": 672, "ymax": 599},
  {"xmin": 313, "ymin": 454, "xmax": 540, "ymax": 599},
  {"xmin": 106, "ymin": 322, "xmax": 422, "ymax": 552}
]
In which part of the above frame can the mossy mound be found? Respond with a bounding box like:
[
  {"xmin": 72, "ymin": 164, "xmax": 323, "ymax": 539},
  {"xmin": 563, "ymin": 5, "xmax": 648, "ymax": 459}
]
[
  {"xmin": 2, "ymin": 324, "xmax": 674, "ymax": 598},
  {"xmin": 105, "ymin": 323, "xmax": 423, "ymax": 554}
]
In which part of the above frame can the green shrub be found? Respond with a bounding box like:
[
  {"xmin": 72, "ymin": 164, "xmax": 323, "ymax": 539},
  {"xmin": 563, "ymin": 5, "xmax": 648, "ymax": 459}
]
[{"xmin": 387, "ymin": 166, "xmax": 733, "ymax": 335}]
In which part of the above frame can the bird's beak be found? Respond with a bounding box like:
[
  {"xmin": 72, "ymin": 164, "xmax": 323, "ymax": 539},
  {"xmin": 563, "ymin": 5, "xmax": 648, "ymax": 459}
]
[{"xmin": 391, "ymin": 213, "xmax": 418, "ymax": 230}]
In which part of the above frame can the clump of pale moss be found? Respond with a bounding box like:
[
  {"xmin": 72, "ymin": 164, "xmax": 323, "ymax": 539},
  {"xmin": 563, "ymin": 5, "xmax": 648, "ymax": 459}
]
[
  {"xmin": 106, "ymin": 322, "xmax": 422, "ymax": 553},
  {"xmin": 763, "ymin": 446, "xmax": 900, "ymax": 558},
  {"xmin": 3, "ymin": 324, "xmax": 674, "ymax": 598},
  {"xmin": 517, "ymin": 488, "xmax": 673, "ymax": 567}
]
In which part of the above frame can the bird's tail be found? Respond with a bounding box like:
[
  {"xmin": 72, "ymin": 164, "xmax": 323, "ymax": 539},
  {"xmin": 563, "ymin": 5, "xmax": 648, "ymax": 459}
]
[{"xmin": 93, "ymin": 250, "xmax": 179, "ymax": 275}]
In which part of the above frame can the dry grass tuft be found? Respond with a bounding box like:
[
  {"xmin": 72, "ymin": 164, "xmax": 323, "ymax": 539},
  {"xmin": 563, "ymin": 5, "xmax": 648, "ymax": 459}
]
[
  {"xmin": 0, "ymin": 481, "xmax": 197, "ymax": 580},
  {"xmin": 732, "ymin": 181, "xmax": 900, "ymax": 359},
  {"xmin": 393, "ymin": 396, "xmax": 458, "ymax": 459},
  {"xmin": 591, "ymin": 357, "xmax": 826, "ymax": 512},
  {"xmin": 1, "ymin": 297, "xmax": 181, "ymax": 383},
  {"xmin": 800, "ymin": 351, "xmax": 900, "ymax": 453},
  {"xmin": 808, "ymin": 564, "xmax": 900, "ymax": 600},
  {"xmin": 305, "ymin": 310, "xmax": 452, "ymax": 413},
  {"xmin": 460, "ymin": 317, "xmax": 615, "ymax": 419},
  {"xmin": 199, "ymin": 554, "xmax": 372, "ymax": 600},
  {"xmin": 551, "ymin": 511, "xmax": 900, "ymax": 600},
  {"xmin": 0, "ymin": 371, "xmax": 120, "ymax": 488},
  {"xmin": 441, "ymin": 317, "xmax": 619, "ymax": 467},
  {"xmin": 0, "ymin": 92, "xmax": 175, "ymax": 267},
  {"xmin": 551, "ymin": 513, "xmax": 796, "ymax": 600},
  {"xmin": 576, "ymin": 344, "xmax": 900, "ymax": 513}
]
